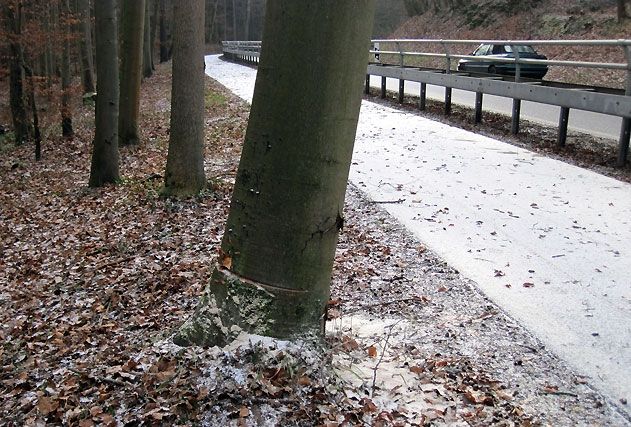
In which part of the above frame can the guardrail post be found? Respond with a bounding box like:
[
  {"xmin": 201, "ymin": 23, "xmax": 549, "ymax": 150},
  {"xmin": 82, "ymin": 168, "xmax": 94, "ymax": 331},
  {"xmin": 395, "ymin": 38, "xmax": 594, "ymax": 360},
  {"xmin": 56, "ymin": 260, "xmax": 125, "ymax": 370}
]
[
  {"xmin": 381, "ymin": 76, "xmax": 387, "ymax": 99},
  {"xmin": 475, "ymin": 92, "xmax": 483, "ymax": 123},
  {"xmin": 420, "ymin": 83, "xmax": 427, "ymax": 111},
  {"xmin": 511, "ymin": 100, "xmax": 521, "ymax": 134},
  {"xmin": 399, "ymin": 79, "xmax": 405, "ymax": 103},
  {"xmin": 617, "ymin": 45, "xmax": 631, "ymax": 166},
  {"xmin": 365, "ymin": 74, "xmax": 370, "ymax": 95},
  {"xmin": 442, "ymin": 40, "xmax": 452, "ymax": 115},
  {"xmin": 445, "ymin": 88, "xmax": 452, "ymax": 115},
  {"xmin": 558, "ymin": 107, "xmax": 570, "ymax": 147}
]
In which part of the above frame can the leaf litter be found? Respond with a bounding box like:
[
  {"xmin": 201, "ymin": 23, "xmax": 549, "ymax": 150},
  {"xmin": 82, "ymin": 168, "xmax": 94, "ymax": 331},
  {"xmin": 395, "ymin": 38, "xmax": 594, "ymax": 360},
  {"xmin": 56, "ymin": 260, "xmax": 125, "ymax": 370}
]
[{"xmin": 0, "ymin": 61, "xmax": 627, "ymax": 425}]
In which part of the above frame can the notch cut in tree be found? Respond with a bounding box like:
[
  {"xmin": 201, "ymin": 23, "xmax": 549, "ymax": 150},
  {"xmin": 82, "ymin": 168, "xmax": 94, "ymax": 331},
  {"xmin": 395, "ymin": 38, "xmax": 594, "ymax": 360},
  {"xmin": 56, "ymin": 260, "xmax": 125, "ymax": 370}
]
[{"xmin": 174, "ymin": 0, "xmax": 376, "ymax": 347}]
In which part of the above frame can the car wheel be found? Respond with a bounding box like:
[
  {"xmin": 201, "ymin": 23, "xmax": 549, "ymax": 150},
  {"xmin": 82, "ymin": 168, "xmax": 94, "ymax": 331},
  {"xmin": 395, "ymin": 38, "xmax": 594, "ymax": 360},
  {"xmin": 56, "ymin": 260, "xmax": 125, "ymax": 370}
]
[{"xmin": 488, "ymin": 65, "xmax": 497, "ymax": 74}]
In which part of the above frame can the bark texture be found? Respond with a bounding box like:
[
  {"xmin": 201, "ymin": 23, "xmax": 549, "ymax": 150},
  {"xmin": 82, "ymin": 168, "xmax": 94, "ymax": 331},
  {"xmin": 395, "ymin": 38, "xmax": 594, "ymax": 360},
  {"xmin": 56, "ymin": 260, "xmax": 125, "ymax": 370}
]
[
  {"xmin": 163, "ymin": 0, "xmax": 206, "ymax": 196},
  {"xmin": 89, "ymin": 0, "xmax": 120, "ymax": 187},
  {"xmin": 175, "ymin": 0, "xmax": 376, "ymax": 347},
  {"xmin": 118, "ymin": 0, "xmax": 145, "ymax": 146}
]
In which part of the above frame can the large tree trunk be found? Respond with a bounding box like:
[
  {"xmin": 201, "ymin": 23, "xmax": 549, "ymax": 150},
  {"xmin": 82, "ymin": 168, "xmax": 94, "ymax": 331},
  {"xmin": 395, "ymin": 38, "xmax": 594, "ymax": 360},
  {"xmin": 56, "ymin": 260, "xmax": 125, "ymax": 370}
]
[
  {"xmin": 162, "ymin": 0, "xmax": 206, "ymax": 196},
  {"xmin": 89, "ymin": 0, "xmax": 120, "ymax": 187},
  {"xmin": 142, "ymin": 0, "xmax": 154, "ymax": 78},
  {"xmin": 61, "ymin": 0, "xmax": 74, "ymax": 137},
  {"xmin": 76, "ymin": 0, "xmax": 96, "ymax": 93},
  {"xmin": 118, "ymin": 0, "xmax": 145, "ymax": 146},
  {"xmin": 175, "ymin": 0, "xmax": 376, "ymax": 347},
  {"xmin": 3, "ymin": 1, "xmax": 32, "ymax": 145}
]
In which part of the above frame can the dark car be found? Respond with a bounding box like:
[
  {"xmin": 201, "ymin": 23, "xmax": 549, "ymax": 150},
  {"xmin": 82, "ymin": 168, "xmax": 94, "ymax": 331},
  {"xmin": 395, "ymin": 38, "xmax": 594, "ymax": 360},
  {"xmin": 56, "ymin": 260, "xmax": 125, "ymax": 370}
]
[{"xmin": 457, "ymin": 44, "xmax": 548, "ymax": 79}]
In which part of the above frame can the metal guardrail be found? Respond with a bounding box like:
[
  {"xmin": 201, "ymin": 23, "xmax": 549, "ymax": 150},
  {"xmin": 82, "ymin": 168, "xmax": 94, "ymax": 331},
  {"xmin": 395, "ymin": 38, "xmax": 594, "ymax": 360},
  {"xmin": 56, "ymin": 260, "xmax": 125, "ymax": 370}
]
[{"xmin": 222, "ymin": 39, "xmax": 631, "ymax": 166}]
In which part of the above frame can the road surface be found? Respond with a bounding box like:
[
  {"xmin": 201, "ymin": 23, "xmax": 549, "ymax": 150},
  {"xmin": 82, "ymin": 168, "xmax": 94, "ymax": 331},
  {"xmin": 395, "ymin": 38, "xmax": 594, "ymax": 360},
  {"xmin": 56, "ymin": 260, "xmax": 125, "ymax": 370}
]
[{"xmin": 205, "ymin": 55, "xmax": 631, "ymax": 418}]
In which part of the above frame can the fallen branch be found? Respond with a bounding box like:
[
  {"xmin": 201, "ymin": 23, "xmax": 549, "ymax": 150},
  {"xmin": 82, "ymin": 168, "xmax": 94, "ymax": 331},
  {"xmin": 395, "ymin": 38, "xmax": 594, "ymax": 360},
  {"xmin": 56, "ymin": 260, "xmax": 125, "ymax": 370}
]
[{"xmin": 370, "ymin": 198, "xmax": 406, "ymax": 204}]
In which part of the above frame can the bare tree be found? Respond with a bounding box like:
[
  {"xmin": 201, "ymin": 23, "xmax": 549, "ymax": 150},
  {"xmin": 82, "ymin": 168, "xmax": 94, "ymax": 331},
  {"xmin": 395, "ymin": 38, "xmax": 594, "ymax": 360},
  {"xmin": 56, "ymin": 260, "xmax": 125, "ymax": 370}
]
[
  {"xmin": 618, "ymin": 0, "xmax": 629, "ymax": 22},
  {"xmin": 76, "ymin": 0, "xmax": 96, "ymax": 93},
  {"xmin": 175, "ymin": 0, "xmax": 377, "ymax": 346},
  {"xmin": 60, "ymin": 0, "xmax": 73, "ymax": 137},
  {"xmin": 89, "ymin": 0, "xmax": 120, "ymax": 187},
  {"xmin": 118, "ymin": 0, "xmax": 145, "ymax": 146},
  {"xmin": 162, "ymin": 0, "xmax": 206, "ymax": 196}
]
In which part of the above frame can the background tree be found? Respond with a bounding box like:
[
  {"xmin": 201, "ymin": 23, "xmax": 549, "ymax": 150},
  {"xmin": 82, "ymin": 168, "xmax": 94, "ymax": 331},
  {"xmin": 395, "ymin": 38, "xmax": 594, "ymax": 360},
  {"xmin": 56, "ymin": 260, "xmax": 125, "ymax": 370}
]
[
  {"xmin": 89, "ymin": 0, "xmax": 120, "ymax": 187},
  {"xmin": 118, "ymin": 0, "xmax": 145, "ymax": 146},
  {"xmin": 75, "ymin": 0, "xmax": 96, "ymax": 93},
  {"xmin": 3, "ymin": 0, "xmax": 32, "ymax": 145},
  {"xmin": 142, "ymin": 0, "xmax": 154, "ymax": 78},
  {"xmin": 162, "ymin": 0, "xmax": 206, "ymax": 196},
  {"xmin": 175, "ymin": 0, "xmax": 376, "ymax": 346},
  {"xmin": 158, "ymin": 0, "xmax": 171, "ymax": 62},
  {"xmin": 618, "ymin": 0, "xmax": 629, "ymax": 22},
  {"xmin": 60, "ymin": 0, "xmax": 73, "ymax": 137}
]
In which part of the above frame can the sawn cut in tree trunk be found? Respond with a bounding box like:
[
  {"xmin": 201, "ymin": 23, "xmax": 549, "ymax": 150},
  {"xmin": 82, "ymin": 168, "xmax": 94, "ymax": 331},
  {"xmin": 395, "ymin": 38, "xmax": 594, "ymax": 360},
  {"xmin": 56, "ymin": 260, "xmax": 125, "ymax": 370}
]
[
  {"xmin": 162, "ymin": 0, "xmax": 206, "ymax": 196},
  {"xmin": 174, "ymin": 0, "xmax": 377, "ymax": 347}
]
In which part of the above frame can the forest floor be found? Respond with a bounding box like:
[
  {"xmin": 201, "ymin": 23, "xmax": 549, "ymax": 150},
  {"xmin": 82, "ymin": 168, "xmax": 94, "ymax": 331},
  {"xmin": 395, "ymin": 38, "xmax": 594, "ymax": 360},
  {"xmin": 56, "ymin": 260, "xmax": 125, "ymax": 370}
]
[{"xmin": 0, "ymin": 62, "xmax": 629, "ymax": 426}]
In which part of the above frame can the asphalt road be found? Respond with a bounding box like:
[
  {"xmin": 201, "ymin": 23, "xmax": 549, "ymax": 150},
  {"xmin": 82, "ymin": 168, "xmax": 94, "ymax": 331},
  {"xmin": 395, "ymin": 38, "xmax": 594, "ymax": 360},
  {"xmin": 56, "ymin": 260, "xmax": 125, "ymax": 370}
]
[{"xmin": 369, "ymin": 75, "xmax": 623, "ymax": 140}]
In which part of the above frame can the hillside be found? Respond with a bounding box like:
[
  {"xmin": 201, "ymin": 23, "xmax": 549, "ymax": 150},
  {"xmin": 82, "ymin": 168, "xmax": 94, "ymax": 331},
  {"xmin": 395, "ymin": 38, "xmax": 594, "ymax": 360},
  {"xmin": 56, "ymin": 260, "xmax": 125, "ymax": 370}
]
[{"xmin": 391, "ymin": 0, "xmax": 631, "ymax": 88}]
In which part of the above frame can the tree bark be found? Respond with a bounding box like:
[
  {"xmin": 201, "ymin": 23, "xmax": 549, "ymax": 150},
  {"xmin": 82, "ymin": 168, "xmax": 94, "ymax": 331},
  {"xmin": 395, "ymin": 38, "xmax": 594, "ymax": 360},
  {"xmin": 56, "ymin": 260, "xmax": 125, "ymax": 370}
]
[
  {"xmin": 231, "ymin": 0, "xmax": 237, "ymax": 40},
  {"xmin": 61, "ymin": 0, "xmax": 74, "ymax": 137},
  {"xmin": 76, "ymin": 0, "xmax": 96, "ymax": 93},
  {"xmin": 175, "ymin": 0, "xmax": 377, "ymax": 347},
  {"xmin": 3, "ymin": 1, "xmax": 32, "ymax": 145},
  {"xmin": 89, "ymin": 0, "xmax": 120, "ymax": 187},
  {"xmin": 163, "ymin": 0, "xmax": 206, "ymax": 196},
  {"xmin": 142, "ymin": 0, "xmax": 154, "ymax": 78},
  {"xmin": 118, "ymin": 0, "xmax": 145, "ymax": 146}
]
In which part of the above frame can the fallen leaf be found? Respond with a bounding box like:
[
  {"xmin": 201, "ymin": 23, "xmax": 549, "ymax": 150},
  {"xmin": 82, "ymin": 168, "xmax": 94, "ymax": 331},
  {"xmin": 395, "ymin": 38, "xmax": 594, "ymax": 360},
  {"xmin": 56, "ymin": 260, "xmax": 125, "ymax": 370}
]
[{"xmin": 368, "ymin": 345, "xmax": 378, "ymax": 358}]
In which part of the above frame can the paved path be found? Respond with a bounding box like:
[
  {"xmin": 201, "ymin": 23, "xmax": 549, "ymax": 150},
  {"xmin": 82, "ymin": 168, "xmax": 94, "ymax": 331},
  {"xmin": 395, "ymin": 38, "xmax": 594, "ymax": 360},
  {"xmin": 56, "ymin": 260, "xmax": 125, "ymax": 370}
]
[{"xmin": 205, "ymin": 55, "xmax": 631, "ymax": 415}]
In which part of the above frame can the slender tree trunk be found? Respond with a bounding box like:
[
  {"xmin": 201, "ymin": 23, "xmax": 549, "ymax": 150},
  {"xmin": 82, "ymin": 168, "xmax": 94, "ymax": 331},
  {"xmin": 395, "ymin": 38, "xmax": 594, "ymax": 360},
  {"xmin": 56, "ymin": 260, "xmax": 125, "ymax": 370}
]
[
  {"xmin": 76, "ymin": 0, "xmax": 96, "ymax": 93},
  {"xmin": 159, "ymin": 0, "xmax": 170, "ymax": 62},
  {"xmin": 231, "ymin": 0, "xmax": 237, "ymax": 40},
  {"xmin": 244, "ymin": 0, "xmax": 250, "ymax": 41},
  {"xmin": 24, "ymin": 66, "xmax": 42, "ymax": 160},
  {"xmin": 150, "ymin": 0, "xmax": 158, "ymax": 62},
  {"xmin": 142, "ymin": 0, "xmax": 154, "ymax": 78},
  {"xmin": 163, "ymin": 0, "xmax": 206, "ymax": 196},
  {"xmin": 4, "ymin": 1, "xmax": 32, "ymax": 145},
  {"xmin": 618, "ymin": 0, "xmax": 628, "ymax": 22},
  {"xmin": 89, "ymin": 0, "xmax": 120, "ymax": 187},
  {"xmin": 223, "ymin": 0, "xmax": 227, "ymax": 41},
  {"xmin": 61, "ymin": 0, "xmax": 74, "ymax": 137},
  {"xmin": 175, "ymin": 0, "xmax": 377, "ymax": 347},
  {"xmin": 118, "ymin": 0, "xmax": 145, "ymax": 146}
]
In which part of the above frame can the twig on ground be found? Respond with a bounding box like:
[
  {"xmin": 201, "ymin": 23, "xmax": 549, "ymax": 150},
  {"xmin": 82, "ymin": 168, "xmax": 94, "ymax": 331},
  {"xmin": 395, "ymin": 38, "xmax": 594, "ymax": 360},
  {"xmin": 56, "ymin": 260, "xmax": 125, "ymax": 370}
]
[{"xmin": 371, "ymin": 320, "xmax": 402, "ymax": 397}]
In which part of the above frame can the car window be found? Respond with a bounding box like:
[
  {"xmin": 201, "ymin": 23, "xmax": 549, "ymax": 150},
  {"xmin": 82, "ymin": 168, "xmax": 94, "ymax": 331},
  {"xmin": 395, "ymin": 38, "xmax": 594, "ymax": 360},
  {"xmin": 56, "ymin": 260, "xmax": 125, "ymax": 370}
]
[
  {"xmin": 504, "ymin": 45, "xmax": 536, "ymax": 53},
  {"xmin": 491, "ymin": 45, "xmax": 506, "ymax": 54},
  {"xmin": 474, "ymin": 45, "xmax": 491, "ymax": 56}
]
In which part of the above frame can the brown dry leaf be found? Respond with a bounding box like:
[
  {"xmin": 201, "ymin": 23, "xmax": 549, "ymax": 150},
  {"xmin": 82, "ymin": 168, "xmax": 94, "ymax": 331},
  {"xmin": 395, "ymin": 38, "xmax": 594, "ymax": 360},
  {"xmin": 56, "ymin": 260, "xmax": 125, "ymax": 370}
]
[
  {"xmin": 368, "ymin": 345, "xmax": 378, "ymax": 358},
  {"xmin": 239, "ymin": 406, "xmax": 250, "ymax": 418},
  {"xmin": 523, "ymin": 282, "xmax": 535, "ymax": 288},
  {"xmin": 78, "ymin": 419, "xmax": 95, "ymax": 427},
  {"xmin": 409, "ymin": 365, "xmax": 424, "ymax": 374},
  {"xmin": 297, "ymin": 375, "xmax": 312, "ymax": 386},
  {"xmin": 37, "ymin": 395, "xmax": 59, "ymax": 416},
  {"xmin": 220, "ymin": 253, "xmax": 233, "ymax": 269},
  {"xmin": 464, "ymin": 388, "xmax": 493, "ymax": 405},
  {"xmin": 341, "ymin": 335, "xmax": 360, "ymax": 351}
]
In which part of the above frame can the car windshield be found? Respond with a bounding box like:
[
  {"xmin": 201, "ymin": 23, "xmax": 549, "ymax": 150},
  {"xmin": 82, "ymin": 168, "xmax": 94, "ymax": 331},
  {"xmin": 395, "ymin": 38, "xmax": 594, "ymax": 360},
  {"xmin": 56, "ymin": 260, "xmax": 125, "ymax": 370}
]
[{"xmin": 504, "ymin": 45, "xmax": 536, "ymax": 53}]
